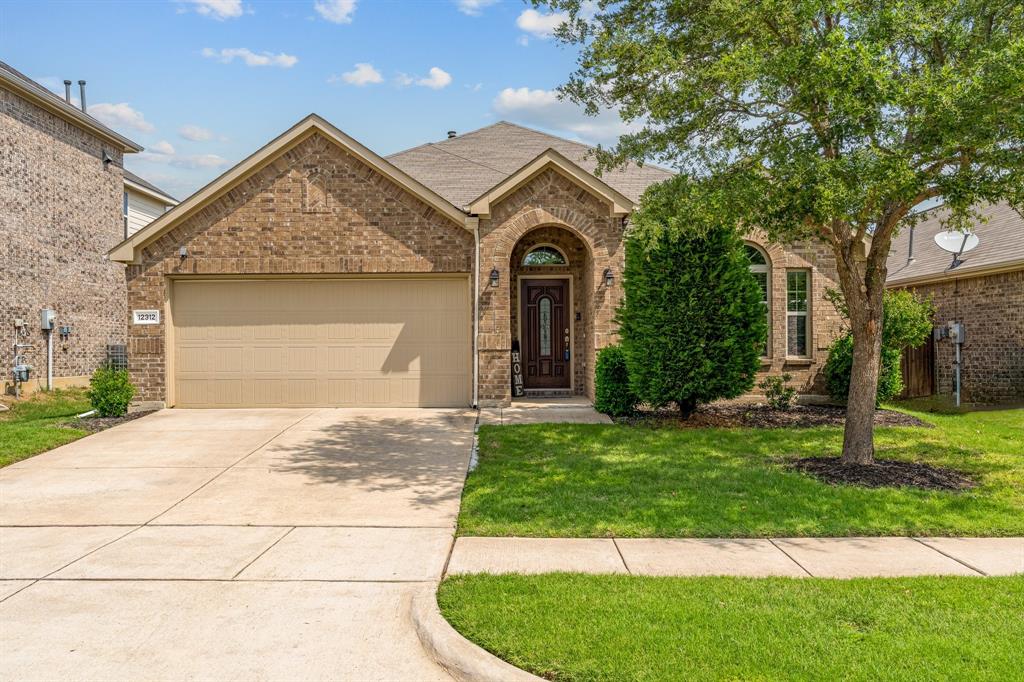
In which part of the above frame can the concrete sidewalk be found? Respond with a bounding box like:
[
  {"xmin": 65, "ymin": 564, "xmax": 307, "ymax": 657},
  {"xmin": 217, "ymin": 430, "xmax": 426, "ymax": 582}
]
[{"xmin": 447, "ymin": 536, "xmax": 1024, "ymax": 578}]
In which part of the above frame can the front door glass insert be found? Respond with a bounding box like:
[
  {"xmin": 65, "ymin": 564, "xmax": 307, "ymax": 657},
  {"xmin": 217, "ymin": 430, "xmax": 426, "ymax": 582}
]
[{"xmin": 539, "ymin": 297, "xmax": 552, "ymax": 356}]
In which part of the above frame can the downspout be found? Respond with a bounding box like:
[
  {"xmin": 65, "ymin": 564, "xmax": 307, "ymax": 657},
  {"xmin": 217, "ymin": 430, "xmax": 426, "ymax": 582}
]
[{"xmin": 469, "ymin": 216, "xmax": 480, "ymax": 408}]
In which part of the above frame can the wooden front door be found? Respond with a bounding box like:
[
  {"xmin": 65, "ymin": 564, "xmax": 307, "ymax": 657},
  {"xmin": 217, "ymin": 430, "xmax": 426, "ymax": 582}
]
[{"xmin": 521, "ymin": 279, "xmax": 570, "ymax": 389}]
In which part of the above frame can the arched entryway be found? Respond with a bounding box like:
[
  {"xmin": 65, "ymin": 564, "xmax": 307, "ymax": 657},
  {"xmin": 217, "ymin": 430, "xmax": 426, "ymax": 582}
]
[{"xmin": 509, "ymin": 226, "xmax": 593, "ymax": 397}]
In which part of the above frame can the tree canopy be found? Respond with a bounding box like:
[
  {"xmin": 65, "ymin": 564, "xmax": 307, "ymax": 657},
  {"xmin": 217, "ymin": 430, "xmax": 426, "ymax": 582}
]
[{"xmin": 542, "ymin": 0, "xmax": 1024, "ymax": 462}]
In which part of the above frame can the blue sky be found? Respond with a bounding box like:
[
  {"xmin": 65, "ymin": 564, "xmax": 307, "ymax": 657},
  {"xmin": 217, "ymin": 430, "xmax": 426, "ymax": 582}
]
[{"xmin": 2, "ymin": 0, "xmax": 636, "ymax": 199}]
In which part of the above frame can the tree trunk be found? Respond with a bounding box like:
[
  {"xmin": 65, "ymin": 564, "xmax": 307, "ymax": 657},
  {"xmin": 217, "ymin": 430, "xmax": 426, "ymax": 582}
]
[{"xmin": 842, "ymin": 311, "xmax": 883, "ymax": 464}]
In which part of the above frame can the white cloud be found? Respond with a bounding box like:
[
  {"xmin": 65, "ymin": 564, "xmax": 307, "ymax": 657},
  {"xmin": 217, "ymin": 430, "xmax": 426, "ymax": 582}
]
[
  {"xmin": 516, "ymin": 35, "xmax": 529, "ymax": 47},
  {"xmin": 466, "ymin": 82, "xmax": 483, "ymax": 92},
  {"xmin": 314, "ymin": 0, "xmax": 356, "ymax": 23},
  {"xmin": 150, "ymin": 140, "xmax": 176, "ymax": 155},
  {"xmin": 330, "ymin": 63, "xmax": 382, "ymax": 86},
  {"xmin": 394, "ymin": 72, "xmax": 414, "ymax": 87},
  {"xmin": 515, "ymin": 8, "xmax": 568, "ymax": 38},
  {"xmin": 201, "ymin": 47, "xmax": 298, "ymax": 68},
  {"xmin": 186, "ymin": 0, "xmax": 245, "ymax": 20},
  {"xmin": 87, "ymin": 103, "xmax": 155, "ymax": 133},
  {"xmin": 417, "ymin": 67, "xmax": 452, "ymax": 90},
  {"xmin": 139, "ymin": 151, "xmax": 231, "ymax": 169},
  {"xmin": 492, "ymin": 86, "xmax": 640, "ymax": 145},
  {"xmin": 455, "ymin": 0, "xmax": 498, "ymax": 16},
  {"xmin": 178, "ymin": 124, "xmax": 214, "ymax": 141}
]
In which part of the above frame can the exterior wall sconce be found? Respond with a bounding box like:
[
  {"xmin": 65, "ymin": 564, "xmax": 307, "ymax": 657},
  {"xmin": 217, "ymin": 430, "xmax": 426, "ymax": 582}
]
[
  {"xmin": 603, "ymin": 268, "xmax": 614, "ymax": 287},
  {"xmin": 489, "ymin": 268, "xmax": 500, "ymax": 288},
  {"xmin": 179, "ymin": 246, "xmax": 188, "ymax": 259}
]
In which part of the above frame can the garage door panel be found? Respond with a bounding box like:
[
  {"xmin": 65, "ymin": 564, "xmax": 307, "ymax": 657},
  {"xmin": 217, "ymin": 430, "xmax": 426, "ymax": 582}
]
[{"xmin": 172, "ymin": 278, "xmax": 469, "ymax": 408}]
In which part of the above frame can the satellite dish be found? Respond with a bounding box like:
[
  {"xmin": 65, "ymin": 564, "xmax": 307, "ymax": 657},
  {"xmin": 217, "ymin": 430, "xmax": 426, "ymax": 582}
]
[
  {"xmin": 934, "ymin": 230, "xmax": 979, "ymax": 254},
  {"xmin": 934, "ymin": 230, "xmax": 980, "ymax": 269}
]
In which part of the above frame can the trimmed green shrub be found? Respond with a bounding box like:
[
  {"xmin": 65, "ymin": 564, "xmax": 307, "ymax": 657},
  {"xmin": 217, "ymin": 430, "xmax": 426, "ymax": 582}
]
[
  {"xmin": 618, "ymin": 176, "xmax": 767, "ymax": 418},
  {"xmin": 758, "ymin": 373, "xmax": 796, "ymax": 410},
  {"xmin": 824, "ymin": 289, "xmax": 934, "ymax": 404},
  {"xmin": 88, "ymin": 367, "xmax": 135, "ymax": 417},
  {"xmin": 824, "ymin": 334, "xmax": 904, "ymax": 404},
  {"xmin": 594, "ymin": 345, "xmax": 638, "ymax": 417}
]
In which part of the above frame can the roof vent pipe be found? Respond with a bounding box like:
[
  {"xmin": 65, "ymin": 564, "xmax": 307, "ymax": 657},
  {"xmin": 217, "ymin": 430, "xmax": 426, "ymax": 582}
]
[
  {"xmin": 63, "ymin": 80, "xmax": 72, "ymax": 104},
  {"xmin": 447, "ymin": 130, "xmax": 457, "ymax": 139},
  {"xmin": 907, "ymin": 225, "xmax": 915, "ymax": 263},
  {"xmin": 78, "ymin": 80, "xmax": 86, "ymax": 112}
]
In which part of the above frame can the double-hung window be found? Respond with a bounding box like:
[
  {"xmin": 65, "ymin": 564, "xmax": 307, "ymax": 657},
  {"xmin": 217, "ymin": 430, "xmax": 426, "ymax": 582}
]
[{"xmin": 786, "ymin": 270, "xmax": 809, "ymax": 357}]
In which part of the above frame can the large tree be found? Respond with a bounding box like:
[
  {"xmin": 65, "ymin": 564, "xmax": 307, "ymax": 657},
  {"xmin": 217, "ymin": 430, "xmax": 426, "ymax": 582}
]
[{"xmin": 540, "ymin": 0, "xmax": 1024, "ymax": 463}]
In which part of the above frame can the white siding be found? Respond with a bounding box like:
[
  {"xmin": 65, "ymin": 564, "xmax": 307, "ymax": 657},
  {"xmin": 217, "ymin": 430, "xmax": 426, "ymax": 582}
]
[{"xmin": 125, "ymin": 188, "xmax": 170, "ymax": 236}]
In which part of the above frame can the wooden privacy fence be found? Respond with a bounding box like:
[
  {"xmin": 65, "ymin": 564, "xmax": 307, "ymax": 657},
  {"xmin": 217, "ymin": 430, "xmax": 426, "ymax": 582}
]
[{"xmin": 900, "ymin": 340, "xmax": 935, "ymax": 398}]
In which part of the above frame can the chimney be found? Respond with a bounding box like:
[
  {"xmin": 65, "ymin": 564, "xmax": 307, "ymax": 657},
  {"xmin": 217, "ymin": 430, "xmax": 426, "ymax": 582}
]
[
  {"xmin": 447, "ymin": 130, "xmax": 457, "ymax": 139},
  {"xmin": 78, "ymin": 80, "xmax": 87, "ymax": 112},
  {"xmin": 63, "ymin": 80, "xmax": 72, "ymax": 104}
]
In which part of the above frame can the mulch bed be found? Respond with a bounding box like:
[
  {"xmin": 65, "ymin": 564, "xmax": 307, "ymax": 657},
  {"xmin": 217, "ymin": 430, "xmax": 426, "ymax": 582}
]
[
  {"xmin": 790, "ymin": 457, "xmax": 976, "ymax": 491},
  {"xmin": 61, "ymin": 410, "xmax": 157, "ymax": 433},
  {"xmin": 617, "ymin": 403, "xmax": 928, "ymax": 429}
]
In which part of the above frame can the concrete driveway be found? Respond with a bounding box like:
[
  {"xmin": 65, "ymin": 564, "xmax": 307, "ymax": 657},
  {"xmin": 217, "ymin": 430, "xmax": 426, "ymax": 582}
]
[{"xmin": 0, "ymin": 407, "xmax": 476, "ymax": 681}]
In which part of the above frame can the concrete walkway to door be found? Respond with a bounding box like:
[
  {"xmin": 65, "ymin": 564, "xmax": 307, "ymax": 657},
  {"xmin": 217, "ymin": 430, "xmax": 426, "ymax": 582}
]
[{"xmin": 0, "ymin": 407, "xmax": 476, "ymax": 681}]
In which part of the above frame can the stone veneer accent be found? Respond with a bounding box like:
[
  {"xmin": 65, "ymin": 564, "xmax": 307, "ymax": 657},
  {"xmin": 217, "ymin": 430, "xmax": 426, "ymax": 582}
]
[
  {"xmin": 893, "ymin": 269, "xmax": 1024, "ymax": 404},
  {"xmin": 1, "ymin": 86, "xmax": 126, "ymax": 392},
  {"xmin": 125, "ymin": 133, "xmax": 473, "ymax": 404}
]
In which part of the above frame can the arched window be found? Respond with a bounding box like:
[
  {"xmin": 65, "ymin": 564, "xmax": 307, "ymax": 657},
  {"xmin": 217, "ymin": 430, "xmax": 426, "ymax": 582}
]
[
  {"xmin": 746, "ymin": 244, "xmax": 770, "ymax": 356},
  {"xmin": 522, "ymin": 245, "xmax": 567, "ymax": 266}
]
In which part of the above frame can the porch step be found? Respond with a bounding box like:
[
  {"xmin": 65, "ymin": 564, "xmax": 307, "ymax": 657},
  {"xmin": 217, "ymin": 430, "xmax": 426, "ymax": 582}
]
[{"xmin": 522, "ymin": 389, "xmax": 574, "ymax": 398}]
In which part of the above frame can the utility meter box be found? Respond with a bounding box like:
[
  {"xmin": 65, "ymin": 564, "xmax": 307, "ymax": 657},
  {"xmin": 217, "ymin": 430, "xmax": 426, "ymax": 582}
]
[
  {"xmin": 40, "ymin": 309, "xmax": 56, "ymax": 330},
  {"xmin": 947, "ymin": 321, "xmax": 965, "ymax": 344}
]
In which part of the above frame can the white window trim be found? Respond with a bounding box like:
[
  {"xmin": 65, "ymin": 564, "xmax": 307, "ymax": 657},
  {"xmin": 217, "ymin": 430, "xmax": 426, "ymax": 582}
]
[
  {"xmin": 786, "ymin": 269, "xmax": 811, "ymax": 358},
  {"xmin": 746, "ymin": 243, "xmax": 771, "ymax": 358}
]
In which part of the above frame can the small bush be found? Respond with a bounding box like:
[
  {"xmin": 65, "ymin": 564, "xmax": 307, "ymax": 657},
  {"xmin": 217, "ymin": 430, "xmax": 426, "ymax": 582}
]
[
  {"xmin": 88, "ymin": 366, "xmax": 135, "ymax": 417},
  {"xmin": 594, "ymin": 345, "xmax": 638, "ymax": 417},
  {"xmin": 824, "ymin": 334, "xmax": 903, "ymax": 405},
  {"xmin": 758, "ymin": 373, "xmax": 796, "ymax": 410}
]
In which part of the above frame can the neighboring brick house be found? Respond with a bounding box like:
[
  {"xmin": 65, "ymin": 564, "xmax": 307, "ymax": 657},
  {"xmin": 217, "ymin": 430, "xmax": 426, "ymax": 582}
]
[
  {"xmin": 887, "ymin": 203, "xmax": 1024, "ymax": 404},
  {"xmin": 1, "ymin": 61, "xmax": 143, "ymax": 395},
  {"xmin": 110, "ymin": 114, "xmax": 844, "ymax": 409}
]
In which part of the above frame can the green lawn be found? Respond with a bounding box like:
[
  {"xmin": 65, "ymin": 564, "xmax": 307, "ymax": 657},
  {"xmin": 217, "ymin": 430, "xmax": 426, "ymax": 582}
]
[
  {"xmin": 438, "ymin": 574, "xmax": 1024, "ymax": 682},
  {"xmin": 458, "ymin": 407, "xmax": 1024, "ymax": 537},
  {"xmin": 0, "ymin": 390, "xmax": 91, "ymax": 467}
]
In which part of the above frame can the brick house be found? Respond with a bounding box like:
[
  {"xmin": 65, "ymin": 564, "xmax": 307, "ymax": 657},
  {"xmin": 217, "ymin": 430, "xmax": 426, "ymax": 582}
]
[
  {"xmin": 887, "ymin": 203, "xmax": 1024, "ymax": 404},
  {"xmin": 1, "ymin": 61, "xmax": 143, "ymax": 394},
  {"xmin": 110, "ymin": 114, "xmax": 844, "ymax": 409}
]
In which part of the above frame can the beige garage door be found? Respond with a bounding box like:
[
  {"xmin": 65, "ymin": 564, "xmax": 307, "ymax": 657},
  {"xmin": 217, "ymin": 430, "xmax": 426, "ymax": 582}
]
[{"xmin": 171, "ymin": 278, "xmax": 470, "ymax": 408}]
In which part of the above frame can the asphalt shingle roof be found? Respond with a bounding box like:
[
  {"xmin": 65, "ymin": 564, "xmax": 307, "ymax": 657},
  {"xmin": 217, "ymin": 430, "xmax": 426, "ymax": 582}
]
[
  {"xmin": 386, "ymin": 121, "xmax": 674, "ymax": 208},
  {"xmin": 886, "ymin": 202, "xmax": 1024, "ymax": 284},
  {"xmin": 123, "ymin": 169, "xmax": 177, "ymax": 203}
]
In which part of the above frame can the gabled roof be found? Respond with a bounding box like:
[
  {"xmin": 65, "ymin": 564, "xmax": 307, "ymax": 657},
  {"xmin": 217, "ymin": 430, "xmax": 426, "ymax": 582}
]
[
  {"xmin": 387, "ymin": 120, "xmax": 674, "ymax": 208},
  {"xmin": 109, "ymin": 114, "xmax": 470, "ymax": 263},
  {"xmin": 886, "ymin": 202, "xmax": 1024, "ymax": 286},
  {"xmin": 0, "ymin": 60, "xmax": 143, "ymax": 153},
  {"xmin": 124, "ymin": 170, "xmax": 177, "ymax": 204},
  {"xmin": 468, "ymin": 148, "xmax": 633, "ymax": 218}
]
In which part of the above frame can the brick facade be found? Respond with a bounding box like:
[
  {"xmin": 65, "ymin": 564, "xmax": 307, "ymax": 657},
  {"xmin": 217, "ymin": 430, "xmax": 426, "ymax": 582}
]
[
  {"xmin": 125, "ymin": 133, "xmax": 473, "ymax": 403},
  {"xmin": 1, "ymin": 86, "xmax": 126, "ymax": 393},
  {"xmin": 119, "ymin": 126, "xmax": 846, "ymax": 409},
  {"xmin": 477, "ymin": 168, "xmax": 624, "ymax": 406},
  {"xmin": 750, "ymin": 234, "xmax": 846, "ymax": 397},
  {"xmin": 894, "ymin": 269, "xmax": 1024, "ymax": 404}
]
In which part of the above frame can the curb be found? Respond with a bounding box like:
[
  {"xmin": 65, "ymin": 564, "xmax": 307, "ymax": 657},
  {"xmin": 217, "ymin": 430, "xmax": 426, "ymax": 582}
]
[{"xmin": 411, "ymin": 587, "xmax": 544, "ymax": 682}]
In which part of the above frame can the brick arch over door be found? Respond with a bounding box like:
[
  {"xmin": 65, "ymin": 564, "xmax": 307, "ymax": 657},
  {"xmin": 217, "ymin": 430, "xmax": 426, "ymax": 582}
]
[{"xmin": 476, "ymin": 169, "xmax": 626, "ymax": 406}]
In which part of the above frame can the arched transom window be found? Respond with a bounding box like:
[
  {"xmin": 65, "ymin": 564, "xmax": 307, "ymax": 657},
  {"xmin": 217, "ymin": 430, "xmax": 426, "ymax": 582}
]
[
  {"xmin": 522, "ymin": 245, "xmax": 567, "ymax": 266},
  {"xmin": 746, "ymin": 244, "xmax": 770, "ymax": 356}
]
